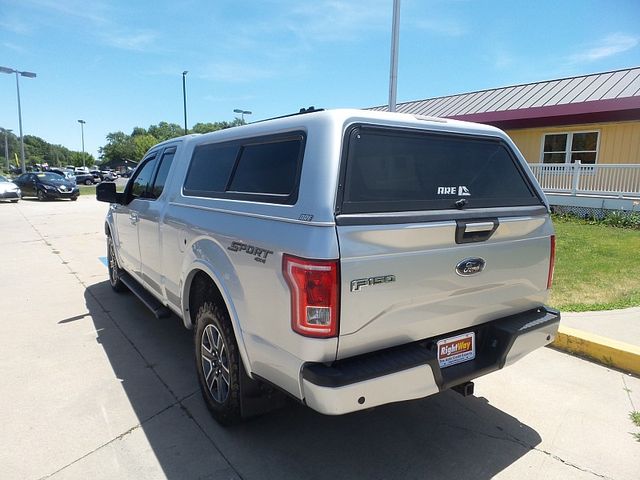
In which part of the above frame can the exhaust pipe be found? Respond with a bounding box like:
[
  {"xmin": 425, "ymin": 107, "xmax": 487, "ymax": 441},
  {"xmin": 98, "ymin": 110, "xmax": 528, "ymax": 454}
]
[{"xmin": 452, "ymin": 381, "xmax": 474, "ymax": 397}]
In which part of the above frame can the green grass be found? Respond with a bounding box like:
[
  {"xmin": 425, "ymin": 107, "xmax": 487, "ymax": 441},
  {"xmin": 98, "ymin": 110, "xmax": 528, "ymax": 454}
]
[
  {"xmin": 79, "ymin": 185, "xmax": 96, "ymax": 196},
  {"xmin": 550, "ymin": 216, "xmax": 640, "ymax": 311},
  {"xmin": 631, "ymin": 411, "xmax": 640, "ymax": 442}
]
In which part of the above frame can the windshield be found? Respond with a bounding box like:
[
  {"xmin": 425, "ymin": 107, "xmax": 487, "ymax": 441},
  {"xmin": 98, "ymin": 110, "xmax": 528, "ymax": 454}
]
[{"xmin": 37, "ymin": 172, "xmax": 67, "ymax": 182}]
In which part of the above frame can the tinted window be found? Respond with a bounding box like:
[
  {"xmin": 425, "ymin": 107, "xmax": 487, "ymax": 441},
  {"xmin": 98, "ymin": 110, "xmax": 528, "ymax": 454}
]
[
  {"xmin": 229, "ymin": 139, "xmax": 301, "ymax": 195},
  {"xmin": 130, "ymin": 157, "xmax": 158, "ymax": 199},
  {"xmin": 183, "ymin": 144, "xmax": 238, "ymax": 194},
  {"xmin": 183, "ymin": 133, "xmax": 305, "ymax": 204},
  {"xmin": 341, "ymin": 127, "xmax": 540, "ymax": 214},
  {"xmin": 151, "ymin": 148, "xmax": 176, "ymax": 199}
]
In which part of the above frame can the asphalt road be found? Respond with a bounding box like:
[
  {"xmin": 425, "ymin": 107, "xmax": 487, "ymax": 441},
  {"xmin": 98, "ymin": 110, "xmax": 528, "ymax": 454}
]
[{"xmin": 1, "ymin": 197, "xmax": 639, "ymax": 480}]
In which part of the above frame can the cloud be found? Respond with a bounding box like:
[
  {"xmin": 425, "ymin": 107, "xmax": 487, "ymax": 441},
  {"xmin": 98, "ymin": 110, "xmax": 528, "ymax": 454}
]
[
  {"xmin": 11, "ymin": 0, "xmax": 161, "ymax": 53},
  {"xmin": 569, "ymin": 33, "xmax": 639, "ymax": 63},
  {"xmin": 198, "ymin": 62, "xmax": 277, "ymax": 83},
  {"xmin": 0, "ymin": 18, "xmax": 33, "ymax": 35},
  {"xmin": 2, "ymin": 42, "xmax": 27, "ymax": 53},
  {"xmin": 99, "ymin": 30, "xmax": 158, "ymax": 52},
  {"xmin": 414, "ymin": 18, "xmax": 467, "ymax": 37},
  {"xmin": 284, "ymin": 0, "xmax": 389, "ymax": 43},
  {"xmin": 203, "ymin": 94, "xmax": 257, "ymax": 103},
  {"xmin": 19, "ymin": 0, "xmax": 109, "ymax": 25}
]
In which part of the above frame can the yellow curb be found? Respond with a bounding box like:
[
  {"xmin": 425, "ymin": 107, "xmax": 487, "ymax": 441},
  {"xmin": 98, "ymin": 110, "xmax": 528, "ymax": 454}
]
[{"xmin": 552, "ymin": 326, "xmax": 640, "ymax": 376}]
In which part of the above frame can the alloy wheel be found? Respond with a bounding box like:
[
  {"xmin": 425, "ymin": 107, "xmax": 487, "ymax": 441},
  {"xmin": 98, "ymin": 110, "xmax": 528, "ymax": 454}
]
[
  {"xmin": 200, "ymin": 324, "xmax": 230, "ymax": 403},
  {"xmin": 108, "ymin": 240, "xmax": 119, "ymax": 286}
]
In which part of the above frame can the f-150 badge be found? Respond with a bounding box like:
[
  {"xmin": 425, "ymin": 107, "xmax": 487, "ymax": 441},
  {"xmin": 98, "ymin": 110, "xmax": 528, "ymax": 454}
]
[{"xmin": 350, "ymin": 275, "xmax": 396, "ymax": 292}]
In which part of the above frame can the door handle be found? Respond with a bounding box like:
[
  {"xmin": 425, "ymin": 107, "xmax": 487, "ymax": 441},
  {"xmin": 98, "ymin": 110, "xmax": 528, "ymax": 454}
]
[
  {"xmin": 455, "ymin": 218, "xmax": 499, "ymax": 244},
  {"xmin": 464, "ymin": 222, "xmax": 495, "ymax": 233},
  {"xmin": 129, "ymin": 213, "xmax": 139, "ymax": 225}
]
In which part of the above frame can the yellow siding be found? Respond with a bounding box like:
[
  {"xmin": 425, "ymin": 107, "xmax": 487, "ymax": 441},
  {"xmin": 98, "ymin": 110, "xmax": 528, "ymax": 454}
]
[{"xmin": 505, "ymin": 120, "xmax": 640, "ymax": 165}]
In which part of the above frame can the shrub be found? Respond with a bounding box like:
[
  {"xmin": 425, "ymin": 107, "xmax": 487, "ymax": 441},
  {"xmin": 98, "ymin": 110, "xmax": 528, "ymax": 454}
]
[{"xmin": 601, "ymin": 211, "xmax": 640, "ymax": 229}]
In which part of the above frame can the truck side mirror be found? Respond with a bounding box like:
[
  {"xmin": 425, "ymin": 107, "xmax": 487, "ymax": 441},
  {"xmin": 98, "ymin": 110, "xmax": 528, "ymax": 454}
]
[{"xmin": 96, "ymin": 181, "xmax": 123, "ymax": 204}]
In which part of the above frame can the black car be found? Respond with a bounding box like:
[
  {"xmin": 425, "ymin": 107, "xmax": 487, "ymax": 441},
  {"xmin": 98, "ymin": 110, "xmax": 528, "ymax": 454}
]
[
  {"xmin": 75, "ymin": 172, "xmax": 96, "ymax": 185},
  {"xmin": 13, "ymin": 172, "xmax": 79, "ymax": 201}
]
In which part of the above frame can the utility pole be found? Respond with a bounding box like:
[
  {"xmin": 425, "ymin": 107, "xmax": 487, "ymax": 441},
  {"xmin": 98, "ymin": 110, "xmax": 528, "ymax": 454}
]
[
  {"xmin": 182, "ymin": 71, "xmax": 189, "ymax": 135},
  {"xmin": 388, "ymin": 0, "xmax": 401, "ymax": 112},
  {"xmin": 0, "ymin": 66, "xmax": 37, "ymax": 173},
  {"xmin": 77, "ymin": 120, "xmax": 86, "ymax": 167},
  {"xmin": 2, "ymin": 128, "xmax": 12, "ymax": 173}
]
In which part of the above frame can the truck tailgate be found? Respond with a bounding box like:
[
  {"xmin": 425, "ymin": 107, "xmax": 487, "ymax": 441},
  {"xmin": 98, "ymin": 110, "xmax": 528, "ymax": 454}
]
[{"xmin": 335, "ymin": 214, "xmax": 553, "ymax": 359}]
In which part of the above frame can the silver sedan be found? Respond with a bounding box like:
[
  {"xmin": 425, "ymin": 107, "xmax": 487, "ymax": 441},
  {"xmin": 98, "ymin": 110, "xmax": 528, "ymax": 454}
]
[{"xmin": 0, "ymin": 175, "xmax": 21, "ymax": 202}]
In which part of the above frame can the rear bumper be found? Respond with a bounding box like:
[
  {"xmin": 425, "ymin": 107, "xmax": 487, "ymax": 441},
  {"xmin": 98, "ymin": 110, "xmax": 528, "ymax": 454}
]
[{"xmin": 301, "ymin": 306, "xmax": 560, "ymax": 415}]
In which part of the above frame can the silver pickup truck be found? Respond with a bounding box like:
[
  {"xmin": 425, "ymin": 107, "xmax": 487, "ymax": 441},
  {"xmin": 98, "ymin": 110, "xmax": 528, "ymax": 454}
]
[{"xmin": 97, "ymin": 108, "xmax": 560, "ymax": 425}]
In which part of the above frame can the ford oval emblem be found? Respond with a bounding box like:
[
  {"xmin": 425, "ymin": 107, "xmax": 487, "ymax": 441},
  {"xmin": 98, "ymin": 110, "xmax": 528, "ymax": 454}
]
[{"xmin": 456, "ymin": 257, "xmax": 486, "ymax": 276}]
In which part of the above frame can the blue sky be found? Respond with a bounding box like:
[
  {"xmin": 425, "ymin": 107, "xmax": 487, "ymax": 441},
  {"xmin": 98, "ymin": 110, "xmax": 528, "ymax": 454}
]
[{"xmin": 1, "ymin": 0, "xmax": 639, "ymax": 160}]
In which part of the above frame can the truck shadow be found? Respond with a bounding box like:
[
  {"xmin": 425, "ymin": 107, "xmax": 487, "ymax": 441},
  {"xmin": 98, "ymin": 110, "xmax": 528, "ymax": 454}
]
[{"xmin": 84, "ymin": 280, "xmax": 541, "ymax": 480}]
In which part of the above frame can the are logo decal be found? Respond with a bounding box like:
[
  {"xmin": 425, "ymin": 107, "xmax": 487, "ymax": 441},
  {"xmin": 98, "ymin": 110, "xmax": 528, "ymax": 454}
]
[{"xmin": 437, "ymin": 185, "xmax": 471, "ymax": 196}]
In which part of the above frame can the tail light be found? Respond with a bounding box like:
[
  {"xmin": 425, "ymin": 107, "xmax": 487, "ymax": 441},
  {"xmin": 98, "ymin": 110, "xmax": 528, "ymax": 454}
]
[
  {"xmin": 283, "ymin": 255, "xmax": 339, "ymax": 338},
  {"xmin": 547, "ymin": 235, "xmax": 556, "ymax": 289}
]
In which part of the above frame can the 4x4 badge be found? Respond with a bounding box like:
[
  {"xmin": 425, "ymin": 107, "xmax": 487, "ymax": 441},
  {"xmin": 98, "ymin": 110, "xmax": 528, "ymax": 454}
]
[{"xmin": 228, "ymin": 241, "xmax": 273, "ymax": 264}]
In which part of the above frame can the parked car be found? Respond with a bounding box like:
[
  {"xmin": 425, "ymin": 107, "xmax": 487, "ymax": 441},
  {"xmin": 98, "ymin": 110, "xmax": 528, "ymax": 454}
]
[
  {"xmin": 90, "ymin": 170, "xmax": 104, "ymax": 181},
  {"xmin": 96, "ymin": 169, "xmax": 117, "ymax": 182},
  {"xmin": 50, "ymin": 168, "xmax": 77, "ymax": 184},
  {"xmin": 74, "ymin": 172, "xmax": 96, "ymax": 185},
  {"xmin": 97, "ymin": 108, "xmax": 559, "ymax": 425},
  {"xmin": 14, "ymin": 172, "xmax": 79, "ymax": 201},
  {"xmin": 0, "ymin": 175, "xmax": 21, "ymax": 202}
]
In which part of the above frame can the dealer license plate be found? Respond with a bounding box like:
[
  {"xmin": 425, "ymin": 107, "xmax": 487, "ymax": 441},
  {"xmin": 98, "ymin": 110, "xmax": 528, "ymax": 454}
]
[{"xmin": 437, "ymin": 332, "xmax": 475, "ymax": 368}]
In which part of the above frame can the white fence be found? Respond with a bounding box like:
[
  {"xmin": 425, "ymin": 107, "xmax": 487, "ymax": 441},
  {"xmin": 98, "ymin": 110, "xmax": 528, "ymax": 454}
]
[{"xmin": 528, "ymin": 162, "xmax": 640, "ymax": 198}]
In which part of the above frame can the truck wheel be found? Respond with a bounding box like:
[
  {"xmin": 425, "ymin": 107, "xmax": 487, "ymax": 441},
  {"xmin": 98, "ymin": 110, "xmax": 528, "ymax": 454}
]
[
  {"xmin": 107, "ymin": 235, "xmax": 127, "ymax": 292},
  {"xmin": 195, "ymin": 301, "xmax": 242, "ymax": 425}
]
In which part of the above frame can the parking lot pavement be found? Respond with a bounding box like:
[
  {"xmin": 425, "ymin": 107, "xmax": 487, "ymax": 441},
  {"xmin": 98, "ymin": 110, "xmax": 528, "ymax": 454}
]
[{"xmin": 1, "ymin": 197, "xmax": 639, "ymax": 480}]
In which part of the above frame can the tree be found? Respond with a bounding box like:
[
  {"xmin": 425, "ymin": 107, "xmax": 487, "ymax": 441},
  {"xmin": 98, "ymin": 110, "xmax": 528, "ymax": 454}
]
[
  {"xmin": 191, "ymin": 118, "xmax": 244, "ymax": 134},
  {"xmin": 99, "ymin": 119, "xmax": 245, "ymax": 164},
  {"xmin": 147, "ymin": 122, "xmax": 184, "ymax": 142},
  {"xmin": 99, "ymin": 131, "xmax": 137, "ymax": 163}
]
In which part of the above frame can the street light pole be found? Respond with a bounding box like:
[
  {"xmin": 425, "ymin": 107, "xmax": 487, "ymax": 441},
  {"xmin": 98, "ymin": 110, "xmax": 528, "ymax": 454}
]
[
  {"xmin": 388, "ymin": 0, "xmax": 401, "ymax": 112},
  {"xmin": 2, "ymin": 128, "xmax": 12, "ymax": 173},
  {"xmin": 233, "ymin": 108, "xmax": 252, "ymax": 123},
  {"xmin": 77, "ymin": 120, "xmax": 86, "ymax": 167},
  {"xmin": 182, "ymin": 71, "xmax": 188, "ymax": 135},
  {"xmin": 0, "ymin": 66, "xmax": 37, "ymax": 173}
]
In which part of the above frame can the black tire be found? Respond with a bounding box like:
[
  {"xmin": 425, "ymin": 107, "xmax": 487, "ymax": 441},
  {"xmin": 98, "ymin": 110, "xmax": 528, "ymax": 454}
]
[
  {"xmin": 11, "ymin": 199, "xmax": 18, "ymax": 203},
  {"xmin": 85, "ymin": 179, "xmax": 92, "ymax": 185},
  {"xmin": 71, "ymin": 197, "xmax": 78, "ymax": 201},
  {"xmin": 107, "ymin": 235, "xmax": 127, "ymax": 292},
  {"xmin": 37, "ymin": 189, "xmax": 46, "ymax": 201},
  {"xmin": 195, "ymin": 301, "xmax": 242, "ymax": 425}
]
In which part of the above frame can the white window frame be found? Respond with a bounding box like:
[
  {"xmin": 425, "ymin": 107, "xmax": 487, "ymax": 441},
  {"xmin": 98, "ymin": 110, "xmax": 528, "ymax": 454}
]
[{"xmin": 539, "ymin": 130, "xmax": 600, "ymax": 165}]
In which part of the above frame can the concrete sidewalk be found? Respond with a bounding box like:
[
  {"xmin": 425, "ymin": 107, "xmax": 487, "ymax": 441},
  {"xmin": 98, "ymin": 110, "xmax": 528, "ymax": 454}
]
[{"xmin": 553, "ymin": 308, "xmax": 640, "ymax": 375}]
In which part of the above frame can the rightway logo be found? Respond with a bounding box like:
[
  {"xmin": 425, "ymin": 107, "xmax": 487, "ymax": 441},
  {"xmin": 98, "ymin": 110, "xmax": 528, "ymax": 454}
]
[{"xmin": 458, "ymin": 186, "xmax": 471, "ymax": 196}]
